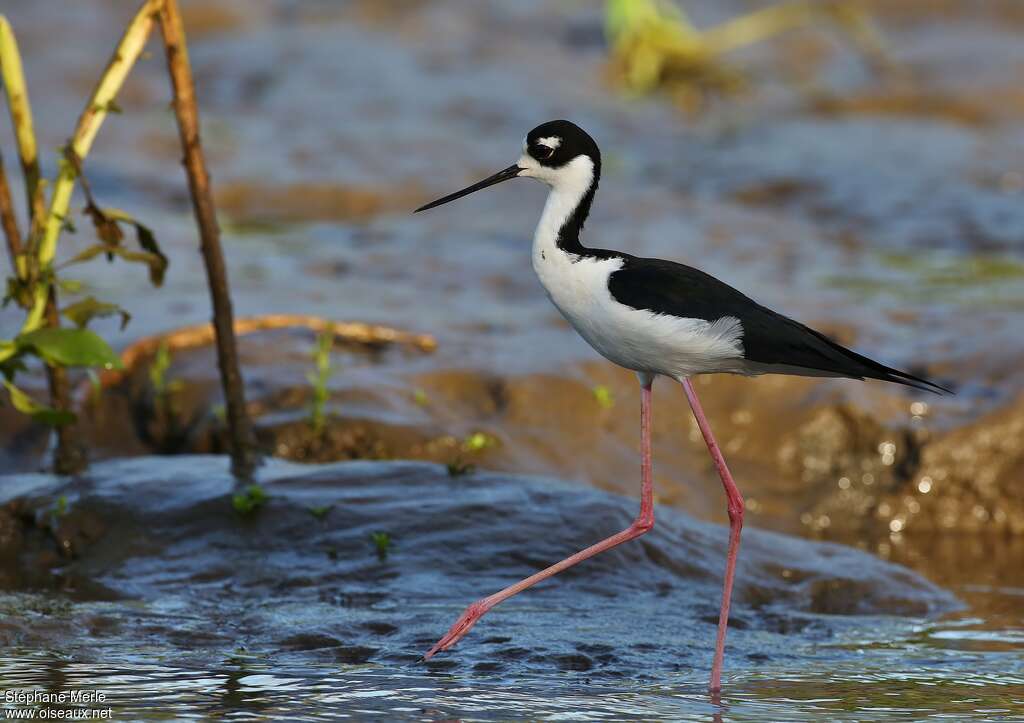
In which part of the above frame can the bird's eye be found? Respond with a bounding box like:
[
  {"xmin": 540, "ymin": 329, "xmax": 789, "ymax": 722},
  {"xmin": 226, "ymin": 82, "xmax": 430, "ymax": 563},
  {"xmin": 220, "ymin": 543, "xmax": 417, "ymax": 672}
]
[{"xmin": 534, "ymin": 145, "xmax": 554, "ymax": 160}]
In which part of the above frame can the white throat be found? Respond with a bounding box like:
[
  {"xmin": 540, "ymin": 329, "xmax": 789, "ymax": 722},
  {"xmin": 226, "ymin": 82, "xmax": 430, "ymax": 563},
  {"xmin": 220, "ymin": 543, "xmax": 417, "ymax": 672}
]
[{"xmin": 528, "ymin": 155, "xmax": 595, "ymax": 262}]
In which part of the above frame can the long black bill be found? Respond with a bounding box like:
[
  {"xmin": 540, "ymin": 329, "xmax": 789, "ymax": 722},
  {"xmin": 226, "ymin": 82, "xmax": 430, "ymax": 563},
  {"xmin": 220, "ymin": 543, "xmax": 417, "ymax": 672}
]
[{"xmin": 414, "ymin": 164, "xmax": 521, "ymax": 213}]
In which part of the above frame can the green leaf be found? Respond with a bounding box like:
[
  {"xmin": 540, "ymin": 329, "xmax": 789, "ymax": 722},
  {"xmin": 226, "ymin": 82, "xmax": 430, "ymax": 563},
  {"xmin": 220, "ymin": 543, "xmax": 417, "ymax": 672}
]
[
  {"xmin": 58, "ymin": 278, "xmax": 85, "ymax": 294},
  {"xmin": 61, "ymin": 296, "xmax": 131, "ymax": 331},
  {"xmin": 3, "ymin": 381, "xmax": 76, "ymax": 426},
  {"xmin": 105, "ymin": 210, "xmax": 168, "ymax": 286},
  {"xmin": 61, "ymin": 243, "xmax": 167, "ymax": 286},
  {"xmin": 233, "ymin": 484, "xmax": 268, "ymax": 516},
  {"xmin": 17, "ymin": 327, "xmax": 122, "ymax": 369}
]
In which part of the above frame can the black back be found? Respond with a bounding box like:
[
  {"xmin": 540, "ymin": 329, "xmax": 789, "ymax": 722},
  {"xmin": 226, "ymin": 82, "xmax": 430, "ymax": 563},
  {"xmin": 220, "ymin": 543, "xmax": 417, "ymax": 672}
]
[{"xmin": 607, "ymin": 256, "xmax": 949, "ymax": 393}]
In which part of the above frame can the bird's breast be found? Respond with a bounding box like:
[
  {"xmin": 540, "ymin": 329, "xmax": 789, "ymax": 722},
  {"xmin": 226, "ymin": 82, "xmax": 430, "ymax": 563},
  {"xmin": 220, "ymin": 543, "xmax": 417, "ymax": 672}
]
[{"xmin": 531, "ymin": 248, "xmax": 746, "ymax": 377}]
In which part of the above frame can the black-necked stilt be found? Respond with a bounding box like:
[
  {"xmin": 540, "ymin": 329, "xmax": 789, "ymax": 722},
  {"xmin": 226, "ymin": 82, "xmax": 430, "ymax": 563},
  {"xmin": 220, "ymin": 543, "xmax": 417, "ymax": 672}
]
[{"xmin": 415, "ymin": 119, "xmax": 948, "ymax": 691}]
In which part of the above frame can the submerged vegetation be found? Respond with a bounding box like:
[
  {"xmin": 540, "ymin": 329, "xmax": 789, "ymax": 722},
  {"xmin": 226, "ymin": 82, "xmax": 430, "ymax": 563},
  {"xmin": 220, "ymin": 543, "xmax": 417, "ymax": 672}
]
[
  {"xmin": 307, "ymin": 331, "xmax": 335, "ymax": 437},
  {"xmin": 232, "ymin": 483, "xmax": 268, "ymax": 516},
  {"xmin": 605, "ymin": 0, "xmax": 890, "ymax": 112},
  {"xmin": 370, "ymin": 531, "xmax": 393, "ymax": 562}
]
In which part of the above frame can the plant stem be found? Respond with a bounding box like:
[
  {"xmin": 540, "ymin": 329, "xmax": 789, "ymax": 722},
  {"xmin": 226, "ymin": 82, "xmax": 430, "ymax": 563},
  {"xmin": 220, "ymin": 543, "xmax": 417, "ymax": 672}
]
[
  {"xmin": 0, "ymin": 149, "xmax": 23, "ymax": 276},
  {"xmin": 44, "ymin": 285, "xmax": 86, "ymax": 474},
  {"xmin": 0, "ymin": 15, "xmax": 40, "ymax": 216},
  {"xmin": 157, "ymin": 0, "xmax": 257, "ymax": 481}
]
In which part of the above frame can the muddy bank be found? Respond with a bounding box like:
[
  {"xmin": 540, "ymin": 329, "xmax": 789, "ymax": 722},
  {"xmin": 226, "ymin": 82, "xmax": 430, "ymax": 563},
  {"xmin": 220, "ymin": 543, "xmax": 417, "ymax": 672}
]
[
  {"xmin": 0, "ymin": 457, "xmax": 955, "ymax": 670},
  {"xmin": 2, "ymin": 327, "xmax": 1016, "ymax": 542}
]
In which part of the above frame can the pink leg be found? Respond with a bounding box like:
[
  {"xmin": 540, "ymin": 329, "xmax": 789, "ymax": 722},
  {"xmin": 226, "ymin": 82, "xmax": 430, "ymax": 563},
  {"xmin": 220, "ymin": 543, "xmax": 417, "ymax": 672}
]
[
  {"xmin": 680, "ymin": 377, "xmax": 744, "ymax": 693},
  {"xmin": 424, "ymin": 376, "xmax": 656, "ymax": 660}
]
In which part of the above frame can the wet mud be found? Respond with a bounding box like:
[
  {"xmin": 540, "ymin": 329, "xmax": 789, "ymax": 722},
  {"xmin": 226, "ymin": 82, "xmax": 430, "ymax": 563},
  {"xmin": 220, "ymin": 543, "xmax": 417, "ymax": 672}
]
[
  {"xmin": 7, "ymin": 330, "xmax": 1017, "ymax": 543},
  {"xmin": 2, "ymin": 457, "xmax": 1021, "ymax": 719},
  {"xmin": 0, "ymin": 457, "xmax": 978, "ymax": 716}
]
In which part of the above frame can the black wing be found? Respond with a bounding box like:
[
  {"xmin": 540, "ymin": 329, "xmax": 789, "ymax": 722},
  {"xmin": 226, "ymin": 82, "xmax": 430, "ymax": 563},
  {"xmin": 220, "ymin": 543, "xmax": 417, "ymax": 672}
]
[{"xmin": 607, "ymin": 257, "xmax": 949, "ymax": 394}]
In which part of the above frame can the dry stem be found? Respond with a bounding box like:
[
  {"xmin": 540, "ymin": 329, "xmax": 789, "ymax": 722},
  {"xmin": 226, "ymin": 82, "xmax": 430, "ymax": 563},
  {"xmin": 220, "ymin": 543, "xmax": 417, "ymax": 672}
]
[{"xmin": 158, "ymin": 0, "xmax": 257, "ymax": 480}]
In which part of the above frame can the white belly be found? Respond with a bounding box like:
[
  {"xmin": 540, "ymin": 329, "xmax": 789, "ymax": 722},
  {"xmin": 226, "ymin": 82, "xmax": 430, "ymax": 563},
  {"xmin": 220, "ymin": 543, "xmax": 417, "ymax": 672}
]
[{"xmin": 532, "ymin": 251, "xmax": 746, "ymax": 378}]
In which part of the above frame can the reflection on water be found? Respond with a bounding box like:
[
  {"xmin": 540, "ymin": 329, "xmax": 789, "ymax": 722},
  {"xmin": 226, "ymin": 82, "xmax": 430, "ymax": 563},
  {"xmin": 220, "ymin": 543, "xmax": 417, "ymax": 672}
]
[{"xmin": 2, "ymin": 614, "xmax": 1022, "ymax": 721}]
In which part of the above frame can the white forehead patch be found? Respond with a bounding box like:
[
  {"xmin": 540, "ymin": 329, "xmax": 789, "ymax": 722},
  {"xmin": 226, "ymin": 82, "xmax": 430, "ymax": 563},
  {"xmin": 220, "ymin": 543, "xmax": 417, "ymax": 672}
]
[{"xmin": 538, "ymin": 135, "xmax": 562, "ymax": 149}]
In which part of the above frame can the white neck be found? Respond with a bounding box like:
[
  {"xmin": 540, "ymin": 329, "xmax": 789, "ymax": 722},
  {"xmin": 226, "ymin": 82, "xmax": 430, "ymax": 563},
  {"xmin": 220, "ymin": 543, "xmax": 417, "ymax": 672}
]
[{"xmin": 530, "ymin": 155, "xmax": 595, "ymax": 260}]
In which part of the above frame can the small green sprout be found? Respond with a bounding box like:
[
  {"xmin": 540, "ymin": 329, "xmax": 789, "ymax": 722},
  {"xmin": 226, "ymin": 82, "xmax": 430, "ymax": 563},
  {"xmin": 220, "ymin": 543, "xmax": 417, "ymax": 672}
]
[
  {"xmin": 149, "ymin": 340, "xmax": 183, "ymax": 396},
  {"xmin": 413, "ymin": 388, "xmax": 430, "ymax": 406},
  {"xmin": 232, "ymin": 484, "xmax": 268, "ymax": 516},
  {"xmin": 461, "ymin": 431, "xmax": 496, "ymax": 453},
  {"xmin": 446, "ymin": 432, "xmax": 497, "ymax": 477},
  {"xmin": 370, "ymin": 531, "xmax": 393, "ymax": 561},
  {"xmin": 148, "ymin": 340, "xmax": 184, "ymax": 423},
  {"xmin": 593, "ymin": 385, "xmax": 615, "ymax": 409},
  {"xmin": 307, "ymin": 331, "xmax": 335, "ymax": 436},
  {"xmin": 149, "ymin": 341, "xmax": 170, "ymax": 393},
  {"xmin": 52, "ymin": 495, "xmax": 68, "ymax": 518},
  {"xmin": 307, "ymin": 504, "xmax": 334, "ymax": 521}
]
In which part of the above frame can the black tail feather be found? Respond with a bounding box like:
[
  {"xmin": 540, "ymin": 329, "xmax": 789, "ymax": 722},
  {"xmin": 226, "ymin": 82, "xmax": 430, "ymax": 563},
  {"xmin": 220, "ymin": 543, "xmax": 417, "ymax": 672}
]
[
  {"xmin": 814, "ymin": 332, "xmax": 952, "ymax": 395},
  {"xmin": 766, "ymin": 311, "xmax": 953, "ymax": 395}
]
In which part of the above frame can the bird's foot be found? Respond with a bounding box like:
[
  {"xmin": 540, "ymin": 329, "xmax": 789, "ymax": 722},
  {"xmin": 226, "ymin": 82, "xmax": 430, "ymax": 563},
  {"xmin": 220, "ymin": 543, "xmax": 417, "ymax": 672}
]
[{"xmin": 423, "ymin": 599, "xmax": 491, "ymax": 660}]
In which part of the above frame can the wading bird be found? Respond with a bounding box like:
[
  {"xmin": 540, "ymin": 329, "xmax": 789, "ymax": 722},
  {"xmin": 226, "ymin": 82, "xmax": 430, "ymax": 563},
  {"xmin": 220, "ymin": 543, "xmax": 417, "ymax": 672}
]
[{"xmin": 414, "ymin": 120, "xmax": 947, "ymax": 691}]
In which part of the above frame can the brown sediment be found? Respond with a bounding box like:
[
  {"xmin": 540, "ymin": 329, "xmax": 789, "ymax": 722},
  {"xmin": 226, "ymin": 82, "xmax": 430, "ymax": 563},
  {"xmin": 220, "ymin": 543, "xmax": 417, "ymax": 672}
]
[
  {"xmin": 810, "ymin": 91, "xmax": 995, "ymax": 128},
  {"xmin": 875, "ymin": 392, "xmax": 1024, "ymax": 535},
  {"xmin": 179, "ymin": 2, "xmax": 248, "ymax": 37},
  {"xmin": 730, "ymin": 178, "xmax": 820, "ymax": 207},
  {"xmin": 215, "ymin": 180, "xmax": 426, "ymax": 224},
  {"xmin": 33, "ymin": 319, "xmax": 1019, "ymax": 541}
]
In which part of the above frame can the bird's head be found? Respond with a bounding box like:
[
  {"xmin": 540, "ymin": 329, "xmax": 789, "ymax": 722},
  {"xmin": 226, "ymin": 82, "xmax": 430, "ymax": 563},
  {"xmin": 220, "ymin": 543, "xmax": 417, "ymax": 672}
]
[{"xmin": 415, "ymin": 119, "xmax": 600, "ymax": 213}]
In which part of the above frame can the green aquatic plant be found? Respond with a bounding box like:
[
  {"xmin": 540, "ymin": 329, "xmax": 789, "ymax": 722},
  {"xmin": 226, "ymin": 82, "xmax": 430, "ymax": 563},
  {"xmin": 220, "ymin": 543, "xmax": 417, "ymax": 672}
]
[
  {"xmin": 148, "ymin": 339, "xmax": 185, "ymax": 417},
  {"xmin": 0, "ymin": 6, "xmax": 167, "ymax": 473},
  {"xmin": 307, "ymin": 331, "xmax": 334, "ymax": 437},
  {"xmin": 822, "ymin": 252, "xmax": 1024, "ymax": 308},
  {"xmin": 370, "ymin": 531, "xmax": 393, "ymax": 562},
  {"xmin": 51, "ymin": 495, "xmax": 68, "ymax": 519},
  {"xmin": 413, "ymin": 388, "xmax": 430, "ymax": 406},
  {"xmin": 232, "ymin": 484, "xmax": 268, "ymax": 516},
  {"xmin": 605, "ymin": 0, "xmax": 889, "ymax": 111},
  {"xmin": 446, "ymin": 431, "xmax": 499, "ymax": 477},
  {"xmin": 461, "ymin": 431, "xmax": 496, "ymax": 453},
  {"xmin": 307, "ymin": 504, "xmax": 334, "ymax": 521}
]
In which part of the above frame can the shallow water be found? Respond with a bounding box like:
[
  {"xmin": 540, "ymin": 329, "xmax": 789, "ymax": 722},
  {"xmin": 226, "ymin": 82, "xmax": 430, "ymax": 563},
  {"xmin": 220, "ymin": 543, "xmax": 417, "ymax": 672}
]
[
  {"xmin": 0, "ymin": 457, "xmax": 1021, "ymax": 720},
  {"xmin": 1, "ymin": 654, "xmax": 1022, "ymax": 721}
]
